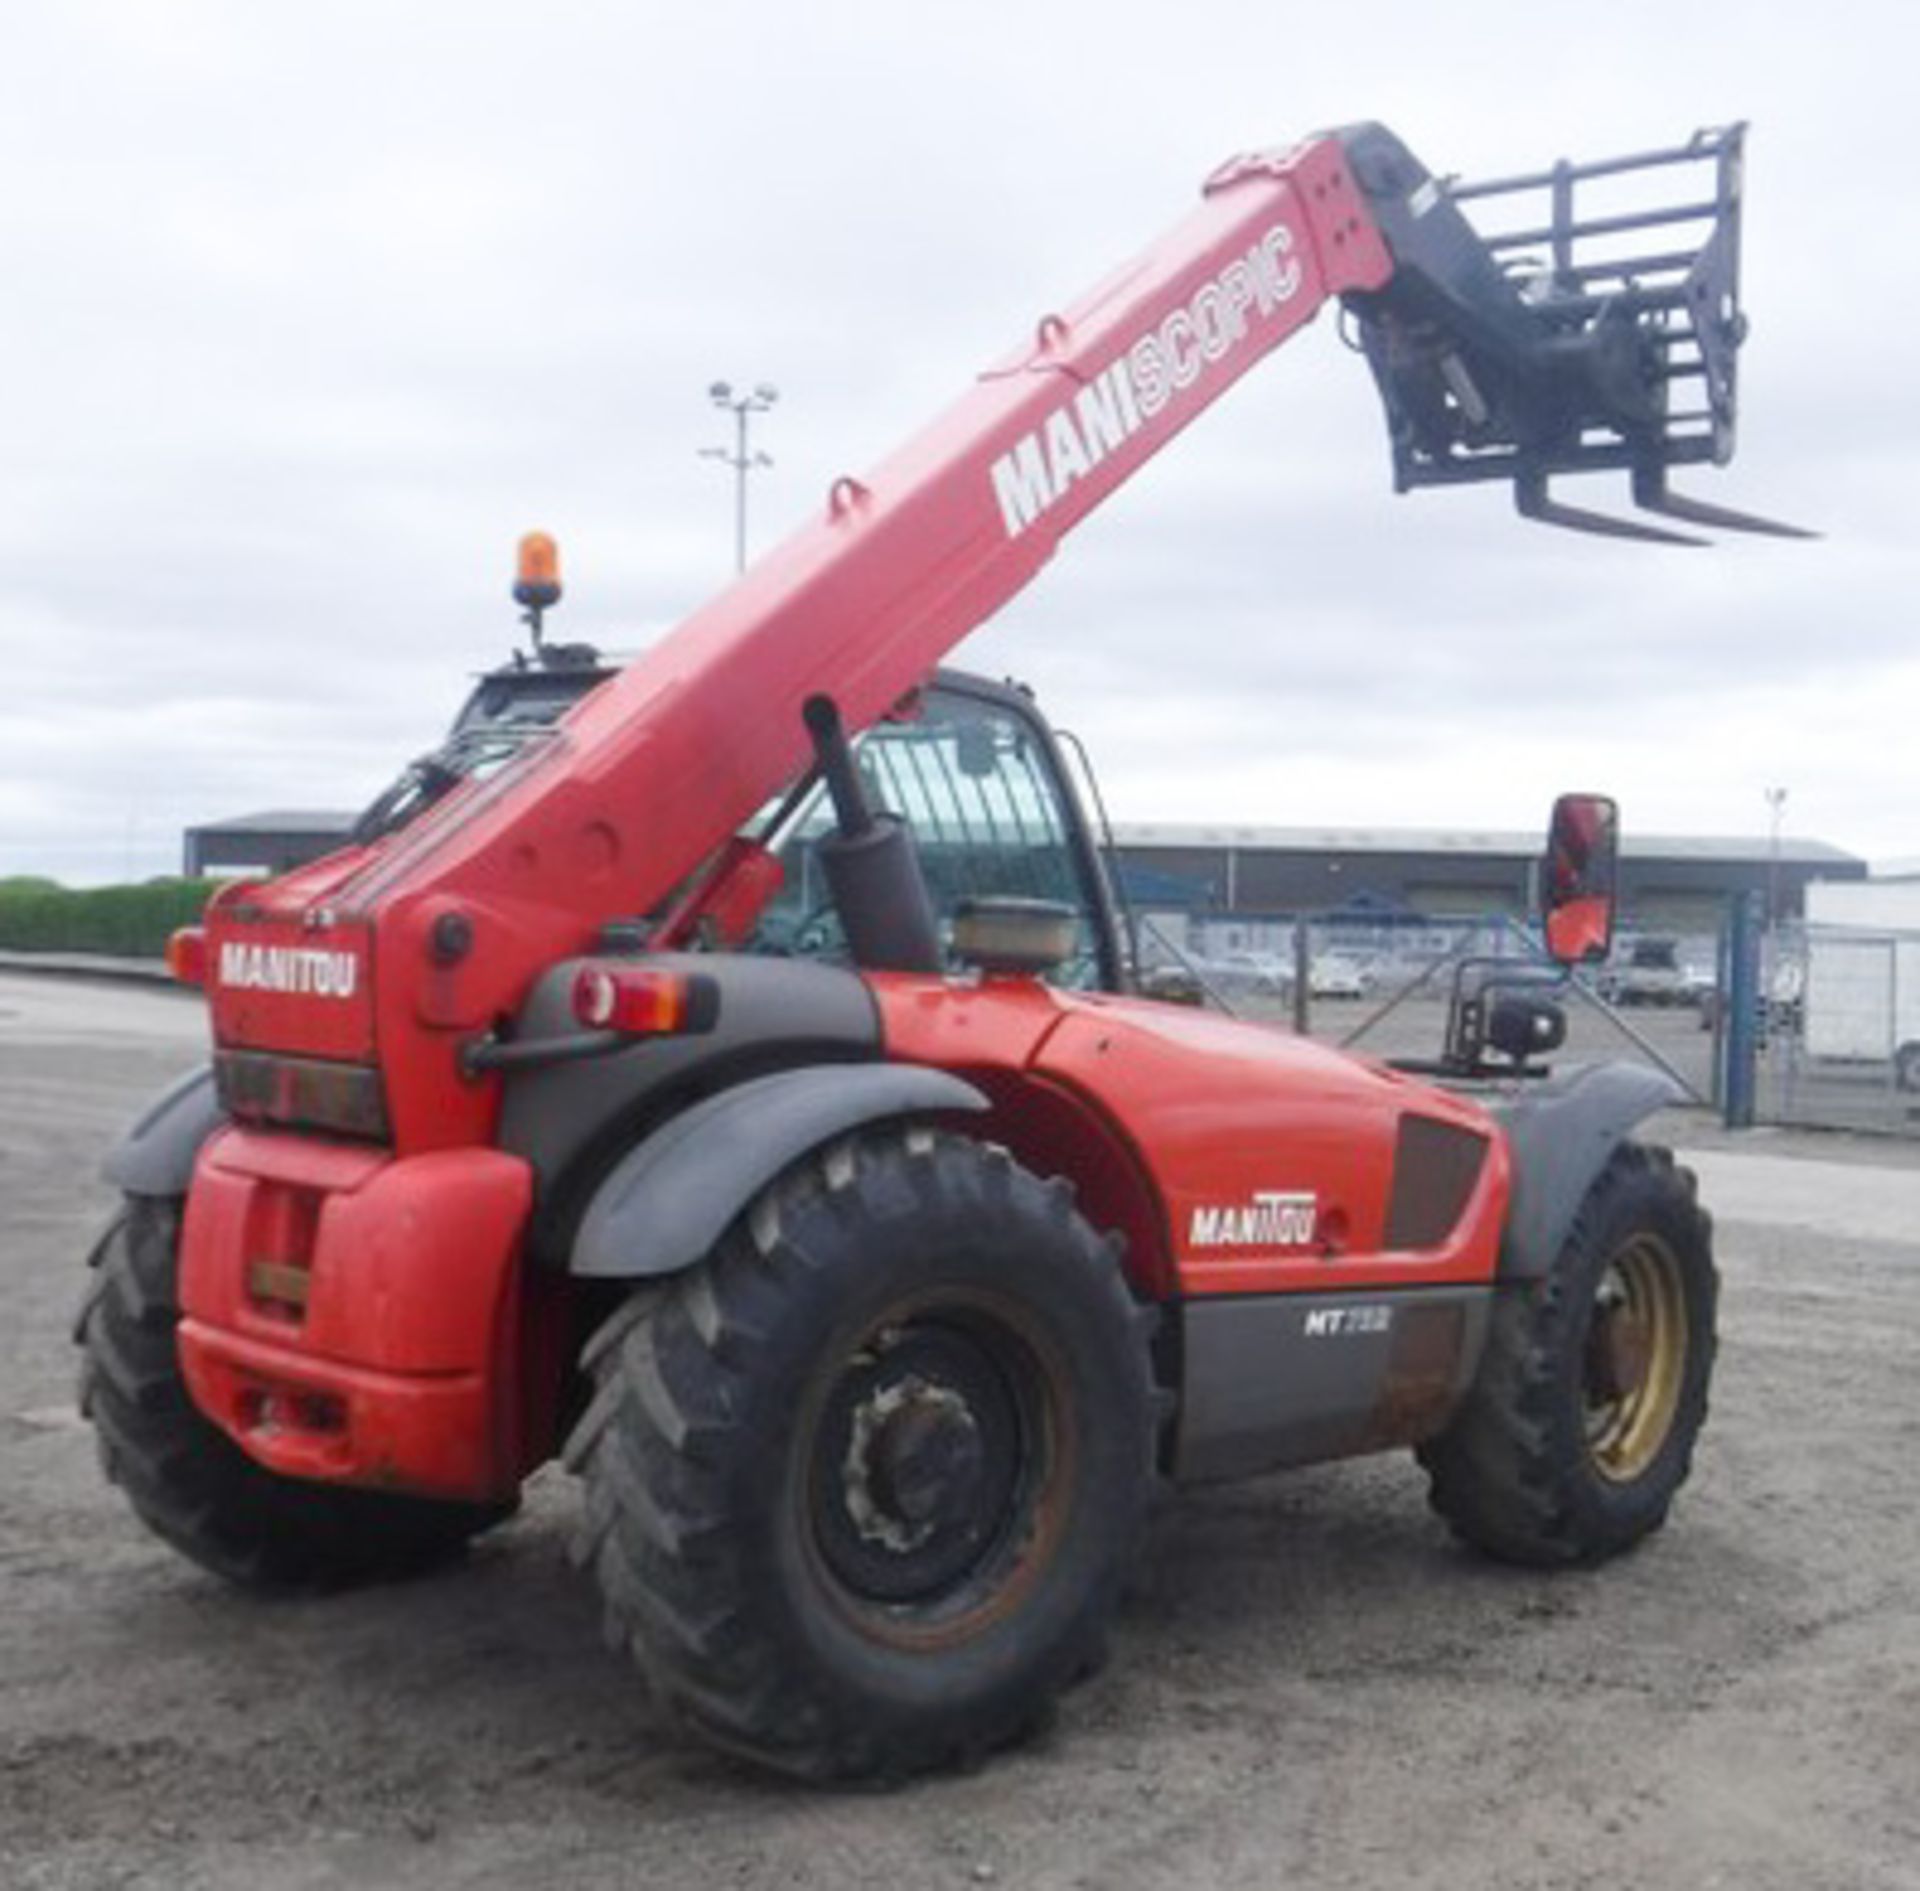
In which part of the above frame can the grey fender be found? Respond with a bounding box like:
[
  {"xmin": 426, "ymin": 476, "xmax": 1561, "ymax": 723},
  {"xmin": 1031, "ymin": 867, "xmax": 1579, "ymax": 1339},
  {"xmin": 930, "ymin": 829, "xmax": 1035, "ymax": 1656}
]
[
  {"xmin": 571, "ymin": 1064, "xmax": 989, "ymax": 1280},
  {"xmin": 101, "ymin": 1064, "xmax": 225, "ymax": 1197},
  {"xmin": 499, "ymin": 955, "xmax": 882, "ymax": 1196},
  {"xmin": 1489, "ymin": 1061, "xmax": 1684, "ymax": 1280}
]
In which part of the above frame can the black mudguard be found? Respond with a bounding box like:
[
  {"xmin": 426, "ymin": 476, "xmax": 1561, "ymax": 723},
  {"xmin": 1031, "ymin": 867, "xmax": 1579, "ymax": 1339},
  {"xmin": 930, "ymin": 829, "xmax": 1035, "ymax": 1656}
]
[
  {"xmin": 570, "ymin": 1064, "xmax": 988, "ymax": 1280},
  {"xmin": 101, "ymin": 1064, "xmax": 224, "ymax": 1197},
  {"xmin": 1489, "ymin": 1061, "xmax": 1684, "ymax": 1280}
]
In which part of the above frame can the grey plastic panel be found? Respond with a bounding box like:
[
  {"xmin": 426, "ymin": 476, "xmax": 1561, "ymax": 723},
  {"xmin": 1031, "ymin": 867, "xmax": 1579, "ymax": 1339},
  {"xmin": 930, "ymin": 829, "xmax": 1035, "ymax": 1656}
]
[
  {"xmin": 1174, "ymin": 1286, "xmax": 1491, "ymax": 1483},
  {"xmin": 497, "ymin": 955, "xmax": 883, "ymax": 1194},
  {"xmin": 570, "ymin": 1063, "xmax": 988, "ymax": 1280},
  {"xmin": 1489, "ymin": 1060, "xmax": 1683, "ymax": 1280},
  {"xmin": 101, "ymin": 1064, "xmax": 224, "ymax": 1197}
]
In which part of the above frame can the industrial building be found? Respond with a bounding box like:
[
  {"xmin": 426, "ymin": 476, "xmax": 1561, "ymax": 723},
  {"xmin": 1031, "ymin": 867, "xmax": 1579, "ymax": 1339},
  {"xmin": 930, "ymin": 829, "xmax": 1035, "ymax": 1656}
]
[
  {"xmin": 186, "ymin": 808, "xmax": 1865, "ymax": 940},
  {"xmin": 1110, "ymin": 823, "xmax": 1865, "ymax": 935},
  {"xmin": 183, "ymin": 811, "xmax": 358, "ymax": 880}
]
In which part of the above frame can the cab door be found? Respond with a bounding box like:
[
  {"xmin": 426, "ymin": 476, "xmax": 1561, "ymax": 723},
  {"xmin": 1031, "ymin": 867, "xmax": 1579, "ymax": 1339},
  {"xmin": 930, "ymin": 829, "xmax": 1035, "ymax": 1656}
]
[{"xmin": 745, "ymin": 673, "xmax": 1127, "ymax": 992}]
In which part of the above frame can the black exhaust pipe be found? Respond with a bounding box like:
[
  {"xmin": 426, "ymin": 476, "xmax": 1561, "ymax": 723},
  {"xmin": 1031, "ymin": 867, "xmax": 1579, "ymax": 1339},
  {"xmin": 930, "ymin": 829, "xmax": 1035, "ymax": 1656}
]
[{"xmin": 802, "ymin": 695, "xmax": 943, "ymax": 975}]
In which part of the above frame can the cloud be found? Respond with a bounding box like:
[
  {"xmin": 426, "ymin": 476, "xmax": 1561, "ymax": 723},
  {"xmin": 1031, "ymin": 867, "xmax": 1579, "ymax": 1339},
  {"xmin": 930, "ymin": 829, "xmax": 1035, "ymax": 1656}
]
[{"xmin": 2, "ymin": 0, "xmax": 1913, "ymax": 884}]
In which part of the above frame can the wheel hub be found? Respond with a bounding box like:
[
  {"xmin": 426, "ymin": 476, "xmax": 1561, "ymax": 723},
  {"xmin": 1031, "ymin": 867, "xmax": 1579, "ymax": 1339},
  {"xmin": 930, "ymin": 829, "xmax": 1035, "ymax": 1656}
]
[
  {"xmin": 1586, "ymin": 1299, "xmax": 1653, "ymax": 1403},
  {"xmin": 810, "ymin": 1318, "xmax": 1031, "ymax": 1607},
  {"xmin": 1584, "ymin": 1236, "xmax": 1689, "ymax": 1483},
  {"xmin": 845, "ymin": 1376, "xmax": 985, "ymax": 1550}
]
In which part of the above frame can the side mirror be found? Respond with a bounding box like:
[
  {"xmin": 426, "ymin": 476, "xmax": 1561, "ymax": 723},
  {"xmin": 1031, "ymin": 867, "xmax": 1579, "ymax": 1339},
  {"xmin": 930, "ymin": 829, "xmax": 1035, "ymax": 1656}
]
[{"xmin": 1543, "ymin": 792, "xmax": 1618, "ymax": 964}]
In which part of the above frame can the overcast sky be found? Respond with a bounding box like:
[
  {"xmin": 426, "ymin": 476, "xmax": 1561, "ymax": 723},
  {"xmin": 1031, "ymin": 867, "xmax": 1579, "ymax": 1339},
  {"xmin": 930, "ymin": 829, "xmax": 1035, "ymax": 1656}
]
[{"xmin": 2, "ymin": 0, "xmax": 1913, "ymax": 885}]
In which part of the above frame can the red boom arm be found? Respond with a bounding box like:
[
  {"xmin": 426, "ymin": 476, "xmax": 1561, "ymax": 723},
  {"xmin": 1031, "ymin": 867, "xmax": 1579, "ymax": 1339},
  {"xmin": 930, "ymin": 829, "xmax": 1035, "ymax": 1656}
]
[
  {"xmin": 363, "ymin": 136, "xmax": 1385, "ymax": 921},
  {"xmin": 212, "ymin": 138, "xmax": 1400, "ymax": 1147}
]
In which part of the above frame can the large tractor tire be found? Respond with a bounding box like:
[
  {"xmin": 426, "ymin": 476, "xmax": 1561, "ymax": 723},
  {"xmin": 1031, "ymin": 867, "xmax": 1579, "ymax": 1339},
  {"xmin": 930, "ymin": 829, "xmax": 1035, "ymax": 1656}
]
[
  {"xmin": 1418, "ymin": 1142, "xmax": 1716, "ymax": 1567},
  {"xmin": 565, "ymin": 1128, "xmax": 1156, "ymax": 1783},
  {"xmin": 78, "ymin": 1196, "xmax": 512, "ymax": 1589}
]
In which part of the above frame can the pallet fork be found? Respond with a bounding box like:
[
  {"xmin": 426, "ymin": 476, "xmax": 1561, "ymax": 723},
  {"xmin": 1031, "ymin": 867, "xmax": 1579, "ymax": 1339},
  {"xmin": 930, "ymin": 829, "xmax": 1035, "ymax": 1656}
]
[{"xmin": 1339, "ymin": 122, "xmax": 1814, "ymax": 543}]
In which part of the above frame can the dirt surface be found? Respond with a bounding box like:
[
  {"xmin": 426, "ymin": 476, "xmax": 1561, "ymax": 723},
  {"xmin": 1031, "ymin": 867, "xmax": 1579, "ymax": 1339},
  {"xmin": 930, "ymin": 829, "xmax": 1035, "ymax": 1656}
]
[{"xmin": 3, "ymin": 971, "xmax": 1917, "ymax": 1890}]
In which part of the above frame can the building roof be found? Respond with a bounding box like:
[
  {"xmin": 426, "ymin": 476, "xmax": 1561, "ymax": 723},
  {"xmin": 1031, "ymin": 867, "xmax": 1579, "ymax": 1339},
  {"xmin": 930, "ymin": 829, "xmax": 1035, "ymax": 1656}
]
[
  {"xmin": 184, "ymin": 808, "xmax": 1870, "ymax": 874},
  {"xmin": 186, "ymin": 810, "xmax": 357, "ymax": 835},
  {"xmin": 1109, "ymin": 822, "xmax": 1864, "ymax": 868}
]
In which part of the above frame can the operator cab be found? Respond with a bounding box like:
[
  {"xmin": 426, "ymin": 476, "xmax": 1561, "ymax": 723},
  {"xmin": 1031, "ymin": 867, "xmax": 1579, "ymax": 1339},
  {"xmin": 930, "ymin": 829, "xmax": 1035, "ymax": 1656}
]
[
  {"xmin": 448, "ymin": 647, "xmax": 615, "ymax": 741},
  {"xmin": 451, "ymin": 529, "xmax": 619, "ymax": 740},
  {"xmin": 352, "ymin": 534, "xmax": 619, "ymax": 845},
  {"xmin": 723, "ymin": 671, "xmax": 1128, "ymax": 993}
]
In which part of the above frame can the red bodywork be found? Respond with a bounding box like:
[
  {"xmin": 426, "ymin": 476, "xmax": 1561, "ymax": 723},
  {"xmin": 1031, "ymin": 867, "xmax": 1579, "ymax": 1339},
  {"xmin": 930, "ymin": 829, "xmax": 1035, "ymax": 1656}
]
[
  {"xmin": 176, "ymin": 1132, "xmax": 532, "ymax": 1493},
  {"xmin": 875, "ymin": 978, "xmax": 1507, "ymax": 1300},
  {"xmin": 173, "ymin": 136, "xmax": 1509, "ymax": 1503}
]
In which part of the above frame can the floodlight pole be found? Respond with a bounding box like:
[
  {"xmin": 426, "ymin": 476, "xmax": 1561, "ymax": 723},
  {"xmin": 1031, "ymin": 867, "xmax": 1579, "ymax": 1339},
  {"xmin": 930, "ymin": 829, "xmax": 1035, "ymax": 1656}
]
[
  {"xmin": 701, "ymin": 380, "xmax": 778, "ymax": 575},
  {"xmin": 1764, "ymin": 785, "xmax": 1788, "ymax": 925}
]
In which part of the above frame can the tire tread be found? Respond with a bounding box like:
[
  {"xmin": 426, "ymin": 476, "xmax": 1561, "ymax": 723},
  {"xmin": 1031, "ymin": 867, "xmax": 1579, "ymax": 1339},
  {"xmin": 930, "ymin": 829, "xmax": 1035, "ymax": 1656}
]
[
  {"xmin": 1418, "ymin": 1141, "xmax": 1717, "ymax": 1567},
  {"xmin": 566, "ymin": 1128, "xmax": 1152, "ymax": 1782}
]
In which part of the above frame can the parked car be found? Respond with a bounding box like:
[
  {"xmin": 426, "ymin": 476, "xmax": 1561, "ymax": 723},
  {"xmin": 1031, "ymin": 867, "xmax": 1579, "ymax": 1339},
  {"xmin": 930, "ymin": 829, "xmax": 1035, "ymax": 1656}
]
[
  {"xmin": 1217, "ymin": 950, "xmax": 1294, "ymax": 996},
  {"xmin": 1138, "ymin": 962, "xmax": 1205, "ymax": 1005},
  {"xmin": 1599, "ymin": 937, "xmax": 1689, "ymax": 1006},
  {"xmin": 1309, "ymin": 953, "xmax": 1370, "ymax": 1000}
]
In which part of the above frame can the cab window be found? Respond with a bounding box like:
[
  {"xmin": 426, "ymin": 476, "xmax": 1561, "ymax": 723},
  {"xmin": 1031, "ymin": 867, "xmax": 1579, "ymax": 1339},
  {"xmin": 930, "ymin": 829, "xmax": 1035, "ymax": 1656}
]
[{"xmin": 746, "ymin": 688, "xmax": 1107, "ymax": 986}]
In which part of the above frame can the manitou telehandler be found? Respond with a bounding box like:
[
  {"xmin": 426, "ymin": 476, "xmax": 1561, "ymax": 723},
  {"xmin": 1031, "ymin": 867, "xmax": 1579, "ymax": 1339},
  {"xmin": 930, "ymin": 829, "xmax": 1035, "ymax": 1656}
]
[{"xmin": 85, "ymin": 121, "xmax": 1799, "ymax": 1781}]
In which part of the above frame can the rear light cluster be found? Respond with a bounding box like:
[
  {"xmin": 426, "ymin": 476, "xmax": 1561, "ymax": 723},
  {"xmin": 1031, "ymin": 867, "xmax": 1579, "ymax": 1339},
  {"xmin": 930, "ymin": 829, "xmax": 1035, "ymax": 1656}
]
[
  {"xmin": 570, "ymin": 965, "xmax": 720, "ymax": 1037},
  {"xmin": 215, "ymin": 1050, "xmax": 391, "ymax": 1141},
  {"xmin": 166, "ymin": 925, "xmax": 208, "ymax": 987}
]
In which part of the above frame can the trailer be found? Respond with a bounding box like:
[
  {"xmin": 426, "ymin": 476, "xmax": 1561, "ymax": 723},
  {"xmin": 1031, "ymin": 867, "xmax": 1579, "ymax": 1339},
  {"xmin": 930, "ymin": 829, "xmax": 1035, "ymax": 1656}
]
[{"xmin": 1802, "ymin": 881, "xmax": 1920, "ymax": 1090}]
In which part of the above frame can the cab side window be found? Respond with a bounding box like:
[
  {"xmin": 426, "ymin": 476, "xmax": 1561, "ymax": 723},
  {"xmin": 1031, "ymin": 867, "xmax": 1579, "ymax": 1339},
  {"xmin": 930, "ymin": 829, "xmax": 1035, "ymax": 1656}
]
[{"xmin": 747, "ymin": 689, "xmax": 1106, "ymax": 986}]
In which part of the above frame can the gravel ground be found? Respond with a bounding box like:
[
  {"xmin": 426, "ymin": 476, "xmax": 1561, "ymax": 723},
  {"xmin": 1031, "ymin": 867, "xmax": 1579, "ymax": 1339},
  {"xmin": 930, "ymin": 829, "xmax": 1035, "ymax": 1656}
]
[{"xmin": 2, "ymin": 972, "xmax": 1916, "ymax": 1891}]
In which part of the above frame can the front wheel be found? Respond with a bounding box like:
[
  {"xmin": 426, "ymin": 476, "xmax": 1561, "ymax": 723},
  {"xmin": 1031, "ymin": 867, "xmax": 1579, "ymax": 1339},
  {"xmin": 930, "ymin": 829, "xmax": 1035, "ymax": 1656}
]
[
  {"xmin": 1418, "ymin": 1143, "xmax": 1716, "ymax": 1567},
  {"xmin": 565, "ymin": 1128, "xmax": 1156, "ymax": 1782}
]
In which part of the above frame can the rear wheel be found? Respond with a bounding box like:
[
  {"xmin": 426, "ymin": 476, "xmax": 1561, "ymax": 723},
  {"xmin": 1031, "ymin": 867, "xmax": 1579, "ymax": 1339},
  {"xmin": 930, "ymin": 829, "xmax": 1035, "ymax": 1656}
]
[
  {"xmin": 78, "ymin": 1195, "xmax": 513, "ymax": 1588},
  {"xmin": 1418, "ymin": 1143, "xmax": 1716, "ymax": 1566},
  {"xmin": 565, "ymin": 1128, "xmax": 1155, "ymax": 1782}
]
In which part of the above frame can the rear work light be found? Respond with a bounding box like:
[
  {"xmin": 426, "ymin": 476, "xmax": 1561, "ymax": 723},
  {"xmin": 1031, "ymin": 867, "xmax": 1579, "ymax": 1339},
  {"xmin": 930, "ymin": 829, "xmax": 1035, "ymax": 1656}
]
[
  {"xmin": 165, "ymin": 926, "xmax": 208, "ymax": 987},
  {"xmin": 571, "ymin": 965, "xmax": 721, "ymax": 1037}
]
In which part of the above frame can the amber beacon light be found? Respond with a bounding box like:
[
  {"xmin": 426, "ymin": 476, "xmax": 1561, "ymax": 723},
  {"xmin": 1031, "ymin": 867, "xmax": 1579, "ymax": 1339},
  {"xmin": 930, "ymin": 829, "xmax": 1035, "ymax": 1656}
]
[{"xmin": 514, "ymin": 531, "xmax": 561, "ymax": 608}]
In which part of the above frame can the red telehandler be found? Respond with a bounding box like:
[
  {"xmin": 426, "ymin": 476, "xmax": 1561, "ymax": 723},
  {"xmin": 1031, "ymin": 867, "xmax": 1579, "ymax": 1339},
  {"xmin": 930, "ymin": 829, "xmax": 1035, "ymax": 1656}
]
[{"xmin": 85, "ymin": 121, "xmax": 1799, "ymax": 1780}]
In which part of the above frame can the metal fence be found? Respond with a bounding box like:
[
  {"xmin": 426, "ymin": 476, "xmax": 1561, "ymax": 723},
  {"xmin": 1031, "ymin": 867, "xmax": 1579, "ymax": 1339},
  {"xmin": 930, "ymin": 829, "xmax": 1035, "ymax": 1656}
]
[
  {"xmin": 1134, "ymin": 903, "xmax": 1920, "ymax": 1140},
  {"xmin": 1133, "ymin": 909, "xmax": 1715, "ymax": 1104}
]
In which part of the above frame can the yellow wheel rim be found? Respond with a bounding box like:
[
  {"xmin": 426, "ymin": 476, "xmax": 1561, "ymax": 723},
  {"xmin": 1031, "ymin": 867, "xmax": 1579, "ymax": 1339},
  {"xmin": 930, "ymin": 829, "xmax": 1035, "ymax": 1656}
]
[{"xmin": 1583, "ymin": 1233, "xmax": 1688, "ymax": 1483}]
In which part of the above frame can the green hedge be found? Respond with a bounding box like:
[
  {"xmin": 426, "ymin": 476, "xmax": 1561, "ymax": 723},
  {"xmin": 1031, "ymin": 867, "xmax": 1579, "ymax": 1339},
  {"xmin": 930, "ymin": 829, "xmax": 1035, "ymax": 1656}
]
[{"xmin": 0, "ymin": 878, "xmax": 217, "ymax": 959}]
